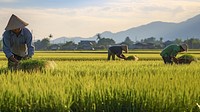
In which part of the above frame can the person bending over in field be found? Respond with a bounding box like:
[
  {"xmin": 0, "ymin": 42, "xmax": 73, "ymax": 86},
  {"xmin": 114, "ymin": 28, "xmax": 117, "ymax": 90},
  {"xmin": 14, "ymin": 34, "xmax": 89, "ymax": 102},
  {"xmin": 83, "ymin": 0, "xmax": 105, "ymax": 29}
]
[
  {"xmin": 2, "ymin": 14, "xmax": 35, "ymax": 69},
  {"xmin": 160, "ymin": 43, "xmax": 188, "ymax": 64},
  {"xmin": 107, "ymin": 45, "xmax": 128, "ymax": 60}
]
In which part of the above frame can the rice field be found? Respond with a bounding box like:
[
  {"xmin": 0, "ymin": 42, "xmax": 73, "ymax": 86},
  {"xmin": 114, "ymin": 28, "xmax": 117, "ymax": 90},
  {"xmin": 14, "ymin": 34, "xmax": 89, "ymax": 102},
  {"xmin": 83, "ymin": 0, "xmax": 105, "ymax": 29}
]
[{"xmin": 0, "ymin": 50, "xmax": 199, "ymax": 112}]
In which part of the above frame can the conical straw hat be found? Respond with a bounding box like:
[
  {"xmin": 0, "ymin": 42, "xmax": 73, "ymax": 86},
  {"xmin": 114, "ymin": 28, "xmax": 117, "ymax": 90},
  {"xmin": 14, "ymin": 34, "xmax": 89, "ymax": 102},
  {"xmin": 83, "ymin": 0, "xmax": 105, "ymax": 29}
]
[
  {"xmin": 180, "ymin": 43, "xmax": 188, "ymax": 52},
  {"xmin": 5, "ymin": 14, "xmax": 28, "ymax": 30}
]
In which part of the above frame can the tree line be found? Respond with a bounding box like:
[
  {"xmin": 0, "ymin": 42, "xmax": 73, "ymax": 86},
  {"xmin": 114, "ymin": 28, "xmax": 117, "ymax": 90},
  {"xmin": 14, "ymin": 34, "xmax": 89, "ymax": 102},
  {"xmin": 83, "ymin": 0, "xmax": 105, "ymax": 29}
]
[{"xmin": 0, "ymin": 34, "xmax": 200, "ymax": 50}]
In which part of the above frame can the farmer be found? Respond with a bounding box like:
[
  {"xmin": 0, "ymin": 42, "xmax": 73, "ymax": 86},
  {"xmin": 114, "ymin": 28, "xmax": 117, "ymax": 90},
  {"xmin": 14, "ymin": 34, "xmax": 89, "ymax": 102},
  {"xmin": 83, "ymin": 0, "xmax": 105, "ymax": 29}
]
[
  {"xmin": 107, "ymin": 45, "xmax": 128, "ymax": 60},
  {"xmin": 160, "ymin": 43, "xmax": 188, "ymax": 64},
  {"xmin": 2, "ymin": 14, "xmax": 35, "ymax": 69}
]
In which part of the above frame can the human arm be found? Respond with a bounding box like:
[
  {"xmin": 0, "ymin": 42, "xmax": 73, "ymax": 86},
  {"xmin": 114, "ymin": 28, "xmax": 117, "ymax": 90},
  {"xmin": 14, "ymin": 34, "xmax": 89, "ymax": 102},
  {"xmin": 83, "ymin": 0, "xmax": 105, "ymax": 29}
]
[
  {"xmin": 9, "ymin": 55, "xmax": 20, "ymax": 66},
  {"xmin": 25, "ymin": 29, "xmax": 34, "ymax": 58},
  {"xmin": 117, "ymin": 54, "xmax": 126, "ymax": 59},
  {"xmin": 172, "ymin": 57, "xmax": 179, "ymax": 64},
  {"xmin": 3, "ymin": 33, "xmax": 20, "ymax": 66},
  {"xmin": 2, "ymin": 33, "xmax": 19, "ymax": 66},
  {"xmin": 170, "ymin": 48, "xmax": 179, "ymax": 64},
  {"xmin": 2, "ymin": 32, "xmax": 14, "ymax": 59}
]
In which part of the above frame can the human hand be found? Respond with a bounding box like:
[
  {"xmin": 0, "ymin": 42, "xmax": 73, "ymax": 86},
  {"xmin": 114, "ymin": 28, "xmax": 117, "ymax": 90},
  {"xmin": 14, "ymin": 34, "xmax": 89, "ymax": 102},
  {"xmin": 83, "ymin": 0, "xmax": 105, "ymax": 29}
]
[
  {"xmin": 120, "ymin": 54, "xmax": 126, "ymax": 59},
  {"xmin": 172, "ymin": 57, "xmax": 179, "ymax": 64},
  {"xmin": 9, "ymin": 55, "xmax": 19, "ymax": 63},
  {"xmin": 14, "ymin": 60, "xmax": 20, "ymax": 69},
  {"xmin": 23, "ymin": 55, "xmax": 32, "ymax": 60},
  {"xmin": 9, "ymin": 56, "xmax": 20, "ymax": 69}
]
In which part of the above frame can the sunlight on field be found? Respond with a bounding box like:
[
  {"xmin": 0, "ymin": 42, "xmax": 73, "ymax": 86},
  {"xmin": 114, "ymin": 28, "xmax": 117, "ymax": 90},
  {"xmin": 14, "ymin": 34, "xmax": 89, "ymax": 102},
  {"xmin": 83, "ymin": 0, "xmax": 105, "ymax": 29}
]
[{"xmin": 0, "ymin": 50, "xmax": 199, "ymax": 111}]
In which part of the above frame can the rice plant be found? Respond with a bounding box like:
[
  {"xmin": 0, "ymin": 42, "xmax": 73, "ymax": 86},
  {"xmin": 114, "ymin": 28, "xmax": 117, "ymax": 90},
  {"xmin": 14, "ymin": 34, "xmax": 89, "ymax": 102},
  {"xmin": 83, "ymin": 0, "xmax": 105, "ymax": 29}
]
[
  {"xmin": 0, "ymin": 51, "xmax": 199, "ymax": 111},
  {"xmin": 0, "ymin": 61, "xmax": 198, "ymax": 111}
]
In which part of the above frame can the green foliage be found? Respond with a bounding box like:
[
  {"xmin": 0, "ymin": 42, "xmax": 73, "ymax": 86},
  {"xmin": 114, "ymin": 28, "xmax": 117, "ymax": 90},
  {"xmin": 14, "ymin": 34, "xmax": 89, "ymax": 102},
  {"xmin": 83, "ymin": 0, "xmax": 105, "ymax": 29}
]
[
  {"xmin": 97, "ymin": 38, "xmax": 115, "ymax": 48},
  {"xmin": 121, "ymin": 36, "xmax": 133, "ymax": 45},
  {"xmin": 177, "ymin": 54, "xmax": 198, "ymax": 64},
  {"xmin": 178, "ymin": 54, "xmax": 196, "ymax": 60},
  {"xmin": 0, "ymin": 51, "xmax": 199, "ymax": 111},
  {"xmin": 34, "ymin": 38, "xmax": 50, "ymax": 50},
  {"xmin": 184, "ymin": 38, "xmax": 200, "ymax": 49},
  {"xmin": 125, "ymin": 55, "xmax": 139, "ymax": 61},
  {"xmin": 19, "ymin": 59, "xmax": 48, "ymax": 71}
]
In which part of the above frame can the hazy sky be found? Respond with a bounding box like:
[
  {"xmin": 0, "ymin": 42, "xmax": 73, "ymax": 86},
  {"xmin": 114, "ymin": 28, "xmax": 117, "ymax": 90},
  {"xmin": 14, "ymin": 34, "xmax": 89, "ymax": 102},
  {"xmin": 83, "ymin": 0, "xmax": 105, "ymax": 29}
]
[{"xmin": 0, "ymin": 0, "xmax": 200, "ymax": 40}]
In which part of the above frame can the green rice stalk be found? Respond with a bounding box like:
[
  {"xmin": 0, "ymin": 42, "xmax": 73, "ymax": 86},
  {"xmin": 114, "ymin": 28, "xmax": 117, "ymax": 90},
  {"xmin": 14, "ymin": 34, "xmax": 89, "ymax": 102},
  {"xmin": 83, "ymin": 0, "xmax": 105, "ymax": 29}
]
[
  {"xmin": 177, "ymin": 54, "xmax": 198, "ymax": 64},
  {"xmin": 19, "ymin": 59, "xmax": 56, "ymax": 72},
  {"xmin": 125, "ymin": 55, "xmax": 139, "ymax": 61}
]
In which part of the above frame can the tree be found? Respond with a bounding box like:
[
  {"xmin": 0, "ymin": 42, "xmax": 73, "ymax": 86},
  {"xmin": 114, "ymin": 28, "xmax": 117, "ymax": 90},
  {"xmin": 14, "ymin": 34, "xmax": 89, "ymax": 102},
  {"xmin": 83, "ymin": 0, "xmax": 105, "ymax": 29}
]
[
  {"xmin": 174, "ymin": 38, "xmax": 182, "ymax": 44},
  {"xmin": 96, "ymin": 33, "xmax": 102, "ymax": 41},
  {"xmin": 97, "ymin": 37, "xmax": 115, "ymax": 49},
  {"xmin": 61, "ymin": 41, "xmax": 77, "ymax": 50},
  {"xmin": 40, "ymin": 38, "xmax": 50, "ymax": 50},
  {"xmin": 184, "ymin": 38, "xmax": 200, "ymax": 49},
  {"xmin": 34, "ymin": 38, "xmax": 50, "ymax": 50},
  {"xmin": 121, "ymin": 36, "xmax": 133, "ymax": 46},
  {"xmin": 49, "ymin": 34, "xmax": 53, "ymax": 39},
  {"xmin": 159, "ymin": 37, "xmax": 163, "ymax": 43},
  {"xmin": 143, "ymin": 37, "xmax": 156, "ymax": 43},
  {"xmin": 34, "ymin": 40, "xmax": 41, "ymax": 50}
]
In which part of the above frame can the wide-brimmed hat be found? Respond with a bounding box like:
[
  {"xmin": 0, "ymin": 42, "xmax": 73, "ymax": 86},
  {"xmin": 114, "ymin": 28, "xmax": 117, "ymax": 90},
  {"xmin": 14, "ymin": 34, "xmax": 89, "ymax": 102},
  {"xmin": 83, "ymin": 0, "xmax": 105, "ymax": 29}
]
[
  {"xmin": 5, "ymin": 14, "xmax": 28, "ymax": 30},
  {"xmin": 180, "ymin": 43, "xmax": 188, "ymax": 52}
]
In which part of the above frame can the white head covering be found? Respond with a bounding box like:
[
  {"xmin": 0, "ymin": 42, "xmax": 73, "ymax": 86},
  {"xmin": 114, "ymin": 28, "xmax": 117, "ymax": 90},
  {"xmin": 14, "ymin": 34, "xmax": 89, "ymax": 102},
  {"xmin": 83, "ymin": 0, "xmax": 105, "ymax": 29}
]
[
  {"xmin": 5, "ymin": 14, "xmax": 28, "ymax": 30},
  {"xmin": 180, "ymin": 43, "xmax": 188, "ymax": 52},
  {"xmin": 121, "ymin": 44, "xmax": 128, "ymax": 53}
]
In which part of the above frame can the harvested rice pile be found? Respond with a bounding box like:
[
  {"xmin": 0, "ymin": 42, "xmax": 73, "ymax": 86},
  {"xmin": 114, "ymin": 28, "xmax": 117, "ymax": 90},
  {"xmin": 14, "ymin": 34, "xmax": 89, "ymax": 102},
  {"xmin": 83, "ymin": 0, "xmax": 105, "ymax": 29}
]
[
  {"xmin": 177, "ymin": 54, "xmax": 197, "ymax": 64},
  {"xmin": 125, "ymin": 55, "xmax": 139, "ymax": 61},
  {"xmin": 19, "ymin": 59, "xmax": 56, "ymax": 72}
]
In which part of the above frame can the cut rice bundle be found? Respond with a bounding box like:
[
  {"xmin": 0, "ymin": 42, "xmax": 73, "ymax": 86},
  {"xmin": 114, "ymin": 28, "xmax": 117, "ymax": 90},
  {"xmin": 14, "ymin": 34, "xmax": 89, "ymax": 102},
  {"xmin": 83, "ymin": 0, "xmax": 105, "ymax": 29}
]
[
  {"xmin": 177, "ymin": 54, "xmax": 197, "ymax": 64},
  {"xmin": 19, "ymin": 59, "xmax": 56, "ymax": 72},
  {"xmin": 125, "ymin": 55, "xmax": 139, "ymax": 61}
]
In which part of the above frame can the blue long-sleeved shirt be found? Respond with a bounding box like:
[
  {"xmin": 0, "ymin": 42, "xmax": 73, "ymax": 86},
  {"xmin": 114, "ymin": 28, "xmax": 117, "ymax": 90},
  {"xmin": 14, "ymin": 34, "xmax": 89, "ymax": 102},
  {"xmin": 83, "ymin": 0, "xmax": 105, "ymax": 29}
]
[{"xmin": 3, "ymin": 28, "xmax": 35, "ymax": 58}]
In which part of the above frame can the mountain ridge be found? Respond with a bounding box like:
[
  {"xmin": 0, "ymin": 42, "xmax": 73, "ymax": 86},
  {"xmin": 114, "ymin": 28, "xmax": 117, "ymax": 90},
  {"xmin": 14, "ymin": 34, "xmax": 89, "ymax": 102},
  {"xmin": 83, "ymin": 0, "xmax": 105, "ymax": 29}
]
[{"xmin": 51, "ymin": 13, "xmax": 200, "ymax": 44}]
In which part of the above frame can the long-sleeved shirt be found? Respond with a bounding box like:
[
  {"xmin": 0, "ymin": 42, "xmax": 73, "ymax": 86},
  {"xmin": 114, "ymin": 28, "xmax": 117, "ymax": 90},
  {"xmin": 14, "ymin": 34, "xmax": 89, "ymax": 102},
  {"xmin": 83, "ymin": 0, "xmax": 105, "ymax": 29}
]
[
  {"xmin": 3, "ymin": 28, "xmax": 35, "ymax": 58},
  {"xmin": 108, "ymin": 45, "xmax": 123, "ymax": 56},
  {"xmin": 160, "ymin": 44, "xmax": 181, "ymax": 57}
]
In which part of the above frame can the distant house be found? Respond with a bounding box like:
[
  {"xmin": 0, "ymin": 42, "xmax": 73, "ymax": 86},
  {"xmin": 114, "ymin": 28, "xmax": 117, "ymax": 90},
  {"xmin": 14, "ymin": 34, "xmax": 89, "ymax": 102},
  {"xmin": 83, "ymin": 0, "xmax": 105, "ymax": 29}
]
[
  {"xmin": 163, "ymin": 40, "xmax": 174, "ymax": 47},
  {"xmin": 132, "ymin": 42, "xmax": 155, "ymax": 49},
  {"xmin": 48, "ymin": 44, "xmax": 61, "ymax": 50},
  {"xmin": 78, "ymin": 40, "xmax": 96, "ymax": 50},
  {"xmin": 61, "ymin": 44, "xmax": 77, "ymax": 50}
]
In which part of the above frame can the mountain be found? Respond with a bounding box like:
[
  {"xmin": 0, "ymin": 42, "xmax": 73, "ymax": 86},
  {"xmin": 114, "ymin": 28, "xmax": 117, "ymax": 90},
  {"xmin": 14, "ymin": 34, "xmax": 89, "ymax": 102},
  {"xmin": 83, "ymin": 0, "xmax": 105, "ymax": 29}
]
[
  {"xmin": 100, "ymin": 14, "xmax": 200, "ymax": 43},
  {"xmin": 100, "ymin": 21, "xmax": 177, "ymax": 43},
  {"xmin": 50, "ymin": 36, "xmax": 95, "ymax": 44},
  {"xmin": 52, "ymin": 14, "xmax": 200, "ymax": 44}
]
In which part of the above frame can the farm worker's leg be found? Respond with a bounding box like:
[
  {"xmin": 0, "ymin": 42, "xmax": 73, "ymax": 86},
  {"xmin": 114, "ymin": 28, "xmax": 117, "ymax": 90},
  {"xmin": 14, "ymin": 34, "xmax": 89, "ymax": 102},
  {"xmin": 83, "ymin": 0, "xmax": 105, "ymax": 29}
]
[
  {"xmin": 107, "ymin": 49, "xmax": 112, "ymax": 60},
  {"xmin": 162, "ymin": 56, "xmax": 173, "ymax": 64},
  {"xmin": 112, "ymin": 54, "xmax": 115, "ymax": 60}
]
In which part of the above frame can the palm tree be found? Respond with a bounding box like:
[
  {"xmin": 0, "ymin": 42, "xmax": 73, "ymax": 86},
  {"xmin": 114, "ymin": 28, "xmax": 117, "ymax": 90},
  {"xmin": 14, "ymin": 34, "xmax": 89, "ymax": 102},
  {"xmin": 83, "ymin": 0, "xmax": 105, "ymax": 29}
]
[
  {"xmin": 159, "ymin": 37, "xmax": 163, "ymax": 43},
  {"xmin": 49, "ymin": 34, "xmax": 53, "ymax": 39},
  {"xmin": 96, "ymin": 33, "xmax": 102, "ymax": 41}
]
